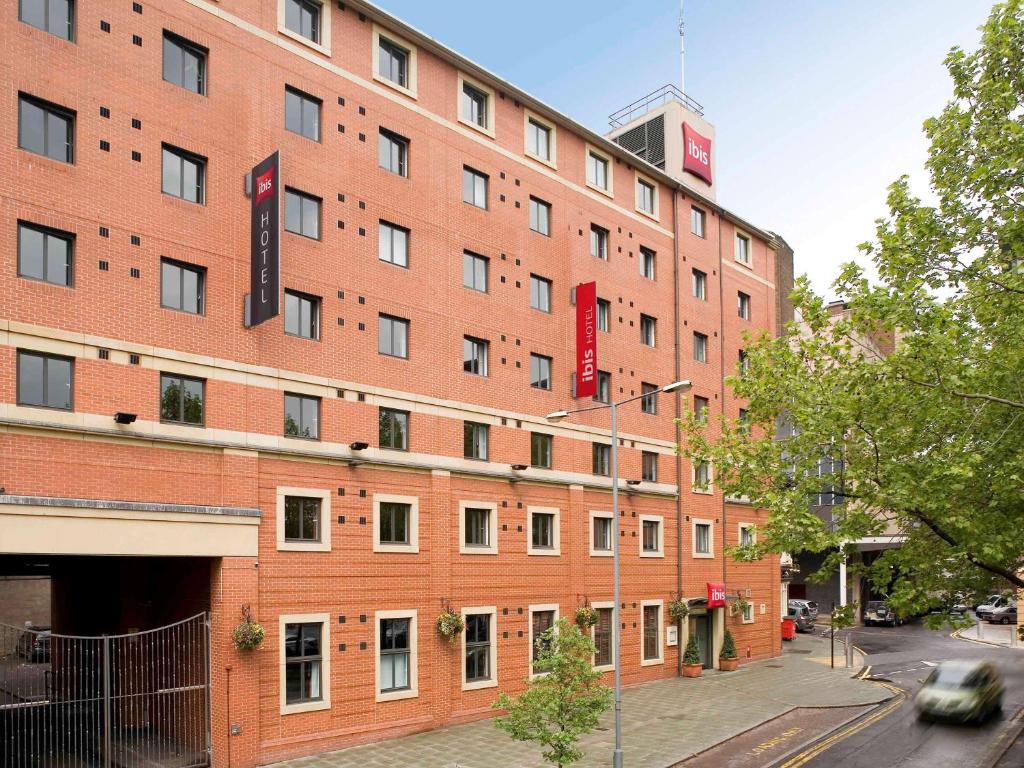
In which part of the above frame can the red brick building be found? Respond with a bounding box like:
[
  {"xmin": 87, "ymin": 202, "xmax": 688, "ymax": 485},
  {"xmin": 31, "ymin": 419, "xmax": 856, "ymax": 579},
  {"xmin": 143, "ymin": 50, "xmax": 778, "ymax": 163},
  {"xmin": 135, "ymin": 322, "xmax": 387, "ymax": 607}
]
[{"xmin": 0, "ymin": 1, "xmax": 792, "ymax": 765}]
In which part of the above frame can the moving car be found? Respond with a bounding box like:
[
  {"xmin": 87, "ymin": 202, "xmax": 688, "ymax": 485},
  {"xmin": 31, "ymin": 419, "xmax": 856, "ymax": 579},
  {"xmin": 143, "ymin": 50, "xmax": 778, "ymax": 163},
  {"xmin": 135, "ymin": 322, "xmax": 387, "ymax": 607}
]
[
  {"xmin": 987, "ymin": 601, "xmax": 1017, "ymax": 625},
  {"xmin": 788, "ymin": 605, "xmax": 815, "ymax": 633},
  {"xmin": 788, "ymin": 599, "xmax": 819, "ymax": 622},
  {"xmin": 17, "ymin": 627, "xmax": 51, "ymax": 663},
  {"xmin": 915, "ymin": 660, "xmax": 1003, "ymax": 723},
  {"xmin": 864, "ymin": 600, "xmax": 901, "ymax": 627},
  {"xmin": 976, "ymin": 595, "xmax": 1012, "ymax": 621}
]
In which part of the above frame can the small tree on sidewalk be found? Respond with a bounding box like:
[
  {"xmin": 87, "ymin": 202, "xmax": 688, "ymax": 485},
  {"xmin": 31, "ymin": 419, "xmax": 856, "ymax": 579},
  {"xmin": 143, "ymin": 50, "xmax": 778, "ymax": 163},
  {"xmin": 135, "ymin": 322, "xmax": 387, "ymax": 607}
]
[{"xmin": 493, "ymin": 618, "xmax": 612, "ymax": 767}]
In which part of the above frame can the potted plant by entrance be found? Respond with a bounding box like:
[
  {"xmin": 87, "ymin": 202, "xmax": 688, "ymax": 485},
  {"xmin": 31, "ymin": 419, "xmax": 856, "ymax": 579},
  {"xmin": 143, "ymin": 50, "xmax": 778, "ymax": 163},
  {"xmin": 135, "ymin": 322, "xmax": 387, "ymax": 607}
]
[
  {"xmin": 682, "ymin": 635, "xmax": 703, "ymax": 678},
  {"xmin": 719, "ymin": 629, "xmax": 739, "ymax": 671}
]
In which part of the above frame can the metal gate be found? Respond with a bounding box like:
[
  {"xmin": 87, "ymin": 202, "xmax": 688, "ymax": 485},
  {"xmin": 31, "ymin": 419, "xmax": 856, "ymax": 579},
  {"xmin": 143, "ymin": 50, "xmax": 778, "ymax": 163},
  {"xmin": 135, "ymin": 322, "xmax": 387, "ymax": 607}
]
[{"xmin": 0, "ymin": 613, "xmax": 211, "ymax": 767}]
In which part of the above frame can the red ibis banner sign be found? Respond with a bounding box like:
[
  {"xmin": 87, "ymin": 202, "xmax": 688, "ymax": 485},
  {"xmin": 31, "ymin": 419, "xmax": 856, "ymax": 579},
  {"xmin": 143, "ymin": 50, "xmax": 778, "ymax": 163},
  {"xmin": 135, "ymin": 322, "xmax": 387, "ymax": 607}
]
[
  {"xmin": 707, "ymin": 582, "xmax": 726, "ymax": 608},
  {"xmin": 249, "ymin": 151, "xmax": 280, "ymax": 327},
  {"xmin": 575, "ymin": 281, "xmax": 597, "ymax": 398},
  {"xmin": 682, "ymin": 123, "xmax": 713, "ymax": 186}
]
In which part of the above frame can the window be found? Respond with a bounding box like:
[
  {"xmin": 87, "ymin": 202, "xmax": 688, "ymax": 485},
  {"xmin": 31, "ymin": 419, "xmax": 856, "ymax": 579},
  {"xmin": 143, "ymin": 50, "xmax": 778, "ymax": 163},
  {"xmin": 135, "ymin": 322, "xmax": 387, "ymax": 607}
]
[
  {"xmin": 741, "ymin": 602, "xmax": 755, "ymax": 624},
  {"xmin": 160, "ymin": 373, "xmax": 204, "ymax": 426},
  {"xmin": 693, "ymin": 519, "xmax": 713, "ymax": 557},
  {"xmin": 529, "ymin": 197, "xmax": 551, "ymax": 236},
  {"xmin": 463, "ymin": 251, "xmax": 488, "ymax": 293},
  {"xmin": 378, "ymin": 129, "xmax": 408, "ymax": 176},
  {"xmin": 284, "ymin": 188, "xmax": 321, "ymax": 239},
  {"xmin": 640, "ymin": 314, "xmax": 656, "ymax": 347},
  {"xmin": 530, "ymin": 353, "xmax": 552, "ymax": 390},
  {"xmin": 692, "ymin": 269, "xmax": 707, "ymax": 300},
  {"xmin": 463, "ymin": 610, "xmax": 495, "ymax": 688},
  {"xmin": 379, "ymin": 221, "xmax": 409, "ymax": 267},
  {"xmin": 285, "ymin": 86, "xmax": 321, "ymax": 141},
  {"xmin": 636, "ymin": 177, "xmax": 656, "ymax": 216},
  {"xmin": 586, "ymin": 150, "xmax": 610, "ymax": 192},
  {"xmin": 284, "ymin": 290, "xmax": 319, "ymax": 340},
  {"xmin": 693, "ymin": 462, "xmax": 712, "ymax": 493},
  {"xmin": 284, "ymin": 0, "xmax": 321, "ymax": 44},
  {"xmin": 594, "ymin": 370, "xmax": 610, "ymax": 404},
  {"xmin": 284, "ymin": 496, "xmax": 321, "ymax": 542},
  {"xmin": 642, "ymin": 452, "xmax": 658, "ymax": 483},
  {"xmin": 528, "ymin": 507, "xmax": 559, "ymax": 555},
  {"xmin": 640, "ymin": 515, "xmax": 663, "ymax": 556},
  {"xmin": 525, "ymin": 117, "xmax": 552, "ymax": 162},
  {"xmin": 378, "ymin": 617, "xmax": 411, "ymax": 693},
  {"xmin": 160, "ymin": 258, "xmax": 204, "ymax": 314},
  {"xmin": 283, "ymin": 392, "xmax": 319, "ymax": 439},
  {"xmin": 693, "ymin": 396, "xmax": 710, "ymax": 423},
  {"xmin": 691, "ymin": 206, "xmax": 706, "ymax": 237},
  {"xmin": 460, "ymin": 503, "xmax": 495, "ymax": 552},
  {"xmin": 284, "ymin": 621, "xmax": 324, "ymax": 705},
  {"xmin": 377, "ymin": 37, "xmax": 409, "ymax": 89},
  {"xmin": 378, "ymin": 502, "xmax": 410, "ymax": 546},
  {"xmin": 693, "ymin": 332, "xmax": 708, "ymax": 363},
  {"xmin": 640, "ymin": 383, "xmax": 657, "ymax": 414},
  {"xmin": 19, "ymin": 94, "xmax": 73, "ymax": 163},
  {"xmin": 739, "ymin": 408, "xmax": 751, "ymax": 434},
  {"xmin": 641, "ymin": 602, "xmax": 663, "ymax": 664},
  {"xmin": 463, "ymin": 421, "xmax": 488, "ymax": 460},
  {"xmin": 378, "ymin": 314, "xmax": 409, "ymax": 359},
  {"xmin": 530, "ymin": 607, "xmax": 557, "ymax": 668},
  {"xmin": 379, "ymin": 408, "xmax": 409, "ymax": 450},
  {"xmin": 462, "ymin": 166, "xmax": 488, "ymax": 208},
  {"xmin": 592, "ymin": 443, "xmax": 611, "ymax": 476},
  {"xmin": 590, "ymin": 224, "xmax": 609, "ymax": 260},
  {"xmin": 18, "ymin": 222, "xmax": 72, "ymax": 287},
  {"xmin": 735, "ymin": 232, "xmax": 751, "ymax": 265},
  {"xmin": 530, "ymin": 432, "xmax": 552, "ymax": 469},
  {"xmin": 19, "ymin": 0, "xmax": 74, "ymax": 40},
  {"xmin": 530, "ymin": 275, "xmax": 552, "ymax": 312},
  {"xmin": 463, "ymin": 336, "xmax": 488, "ymax": 376},
  {"xmin": 640, "ymin": 247, "xmax": 656, "ymax": 280},
  {"xmin": 161, "ymin": 145, "xmax": 205, "ymax": 203},
  {"xmin": 739, "ymin": 349, "xmax": 750, "ymax": 376},
  {"xmin": 590, "ymin": 513, "xmax": 612, "ymax": 556},
  {"xmin": 593, "ymin": 606, "xmax": 613, "ymax": 668},
  {"xmin": 461, "ymin": 81, "xmax": 489, "ymax": 130},
  {"xmin": 739, "ymin": 524, "xmax": 755, "ymax": 547},
  {"xmin": 16, "ymin": 351, "xmax": 72, "ymax": 410},
  {"xmin": 596, "ymin": 299, "xmax": 610, "ymax": 332},
  {"xmin": 738, "ymin": 291, "xmax": 751, "ymax": 320},
  {"xmin": 163, "ymin": 32, "xmax": 206, "ymax": 95}
]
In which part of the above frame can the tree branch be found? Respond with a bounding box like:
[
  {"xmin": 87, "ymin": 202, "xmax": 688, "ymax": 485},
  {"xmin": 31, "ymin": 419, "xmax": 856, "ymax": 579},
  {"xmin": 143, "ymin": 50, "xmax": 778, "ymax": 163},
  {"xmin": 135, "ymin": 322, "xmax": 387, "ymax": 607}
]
[
  {"xmin": 912, "ymin": 508, "xmax": 1024, "ymax": 589},
  {"xmin": 898, "ymin": 373, "xmax": 1024, "ymax": 410}
]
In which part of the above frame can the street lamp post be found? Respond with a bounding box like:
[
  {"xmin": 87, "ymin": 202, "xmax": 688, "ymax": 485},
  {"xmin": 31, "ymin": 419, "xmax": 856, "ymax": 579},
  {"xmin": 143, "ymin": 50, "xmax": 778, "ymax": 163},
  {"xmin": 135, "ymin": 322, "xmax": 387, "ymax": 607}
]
[{"xmin": 547, "ymin": 379, "xmax": 691, "ymax": 768}]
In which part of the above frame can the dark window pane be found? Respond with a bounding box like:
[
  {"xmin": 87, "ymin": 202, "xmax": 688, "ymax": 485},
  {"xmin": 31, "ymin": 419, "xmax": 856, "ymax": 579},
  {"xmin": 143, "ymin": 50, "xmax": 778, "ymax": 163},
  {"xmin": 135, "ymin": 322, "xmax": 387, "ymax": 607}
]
[
  {"xmin": 19, "ymin": 99, "xmax": 46, "ymax": 156},
  {"xmin": 17, "ymin": 352, "xmax": 45, "ymax": 407},
  {"xmin": 46, "ymin": 357, "xmax": 71, "ymax": 409},
  {"xmin": 17, "ymin": 225, "xmax": 45, "ymax": 281}
]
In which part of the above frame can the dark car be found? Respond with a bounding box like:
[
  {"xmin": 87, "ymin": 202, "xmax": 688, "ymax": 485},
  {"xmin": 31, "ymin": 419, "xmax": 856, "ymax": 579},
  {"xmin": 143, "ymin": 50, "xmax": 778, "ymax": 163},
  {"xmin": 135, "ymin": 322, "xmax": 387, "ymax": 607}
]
[
  {"xmin": 864, "ymin": 600, "xmax": 901, "ymax": 627},
  {"xmin": 17, "ymin": 627, "xmax": 51, "ymax": 663},
  {"xmin": 788, "ymin": 605, "xmax": 815, "ymax": 633}
]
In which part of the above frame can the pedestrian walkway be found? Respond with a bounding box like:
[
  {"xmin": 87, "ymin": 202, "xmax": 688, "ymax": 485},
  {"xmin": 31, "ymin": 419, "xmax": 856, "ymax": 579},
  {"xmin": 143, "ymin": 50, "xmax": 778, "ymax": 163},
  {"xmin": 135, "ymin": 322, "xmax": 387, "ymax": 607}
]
[
  {"xmin": 954, "ymin": 621, "xmax": 1022, "ymax": 649},
  {"xmin": 269, "ymin": 634, "xmax": 892, "ymax": 768}
]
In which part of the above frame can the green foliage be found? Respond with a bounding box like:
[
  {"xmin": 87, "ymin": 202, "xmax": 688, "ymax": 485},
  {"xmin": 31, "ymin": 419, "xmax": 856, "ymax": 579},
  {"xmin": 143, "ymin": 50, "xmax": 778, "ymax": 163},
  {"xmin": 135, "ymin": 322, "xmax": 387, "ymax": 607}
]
[
  {"xmin": 436, "ymin": 608, "xmax": 464, "ymax": 641},
  {"xmin": 683, "ymin": 635, "xmax": 702, "ymax": 665},
  {"xmin": 720, "ymin": 630, "xmax": 737, "ymax": 660},
  {"xmin": 679, "ymin": 0, "xmax": 1024, "ymax": 625},
  {"xmin": 574, "ymin": 606, "xmax": 598, "ymax": 628},
  {"xmin": 493, "ymin": 619, "xmax": 612, "ymax": 767},
  {"xmin": 668, "ymin": 598, "xmax": 690, "ymax": 623},
  {"xmin": 831, "ymin": 604, "xmax": 858, "ymax": 631}
]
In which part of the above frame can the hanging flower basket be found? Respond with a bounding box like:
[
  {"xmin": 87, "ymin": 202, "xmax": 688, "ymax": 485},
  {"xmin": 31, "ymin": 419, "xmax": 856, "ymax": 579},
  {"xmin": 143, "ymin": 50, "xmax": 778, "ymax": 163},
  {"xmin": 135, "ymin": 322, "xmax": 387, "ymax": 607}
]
[
  {"xmin": 436, "ymin": 608, "xmax": 465, "ymax": 642},
  {"xmin": 730, "ymin": 597, "xmax": 752, "ymax": 619},
  {"xmin": 232, "ymin": 607, "xmax": 265, "ymax": 651},
  {"xmin": 668, "ymin": 598, "xmax": 690, "ymax": 623},
  {"xmin": 575, "ymin": 606, "xmax": 599, "ymax": 628}
]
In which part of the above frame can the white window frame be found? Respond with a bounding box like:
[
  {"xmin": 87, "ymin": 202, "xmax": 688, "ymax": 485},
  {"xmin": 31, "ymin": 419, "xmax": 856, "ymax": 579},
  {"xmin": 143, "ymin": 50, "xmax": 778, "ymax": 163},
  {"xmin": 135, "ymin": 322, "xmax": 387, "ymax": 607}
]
[
  {"xmin": 692, "ymin": 461, "xmax": 714, "ymax": 494},
  {"xmin": 461, "ymin": 605, "xmax": 498, "ymax": 691},
  {"xmin": 634, "ymin": 170, "xmax": 660, "ymax": 220},
  {"xmin": 523, "ymin": 109, "xmax": 557, "ymax": 168},
  {"xmin": 372, "ymin": 493, "xmax": 419, "ymax": 553},
  {"xmin": 374, "ymin": 609, "xmax": 418, "ymax": 702},
  {"xmin": 276, "ymin": 486, "xmax": 331, "ymax": 552},
  {"xmin": 692, "ymin": 517, "xmax": 715, "ymax": 559},
  {"xmin": 590, "ymin": 600, "xmax": 615, "ymax": 672},
  {"xmin": 741, "ymin": 601, "xmax": 755, "ymax": 624},
  {"xmin": 527, "ymin": 603, "xmax": 560, "ymax": 678},
  {"xmin": 585, "ymin": 144, "xmax": 614, "ymax": 197},
  {"xmin": 457, "ymin": 72, "xmax": 495, "ymax": 138},
  {"xmin": 527, "ymin": 506, "xmax": 560, "ymax": 556},
  {"xmin": 588, "ymin": 511, "xmax": 613, "ymax": 557},
  {"xmin": 372, "ymin": 25, "xmax": 417, "ymax": 98},
  {"xmin": 638, "ymin": 514, "xmax": 664, "ymax": 558},
  {"xmin": 279, "ymin": 612, "xmax": 331, "ymax": 715},
  {"xmin": 735, "ymin": 230, "xmax": 752, "ymax": 266},
  {"xmin": 738, "ymin": 522, "xmax": 756, "ymax": 548},
  {"xmin": 459, "ymin": 500, "xmax": 498, "ymax": 555},
  {"xmin": 277, "ymin": 0, "xmax": 331, "ymax": 57},
  {"xmin": 639, "ymin": 599, "xmax": 664, "ymax": 666}
]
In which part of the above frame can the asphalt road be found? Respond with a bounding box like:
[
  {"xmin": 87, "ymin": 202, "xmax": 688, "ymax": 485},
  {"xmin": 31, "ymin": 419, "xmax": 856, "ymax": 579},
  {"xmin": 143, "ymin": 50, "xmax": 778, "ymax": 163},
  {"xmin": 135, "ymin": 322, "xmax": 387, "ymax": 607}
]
[{"xmin": 799, "ymin": 620, "xmax": 1024, "ymax": 768}]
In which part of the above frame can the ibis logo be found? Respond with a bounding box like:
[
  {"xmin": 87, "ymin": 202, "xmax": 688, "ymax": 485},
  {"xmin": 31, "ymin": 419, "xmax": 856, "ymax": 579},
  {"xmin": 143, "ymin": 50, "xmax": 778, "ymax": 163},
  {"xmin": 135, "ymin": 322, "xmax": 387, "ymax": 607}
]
[
  {"xmin": 682, "ymin": 123, "xmax": 713, "ymax": 186},
  {"xmin": 255, "ymin": 168, "xmax": 275, "ymax": 206}
]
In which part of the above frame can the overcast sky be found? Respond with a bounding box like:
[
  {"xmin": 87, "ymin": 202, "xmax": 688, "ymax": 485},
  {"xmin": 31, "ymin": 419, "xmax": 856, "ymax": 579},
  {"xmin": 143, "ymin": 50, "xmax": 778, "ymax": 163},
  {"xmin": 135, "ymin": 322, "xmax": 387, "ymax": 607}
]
[{"xmin": 374, "ymin": 0, "xmax": 993, "ymax": 299}]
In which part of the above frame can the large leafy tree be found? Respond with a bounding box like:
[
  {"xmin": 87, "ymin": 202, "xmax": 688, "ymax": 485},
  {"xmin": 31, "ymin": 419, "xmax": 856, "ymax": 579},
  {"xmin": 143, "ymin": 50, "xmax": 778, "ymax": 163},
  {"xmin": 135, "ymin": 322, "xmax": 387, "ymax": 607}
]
[{"xmin": 681, "ymin": 0, "xmax": 1024, "ymax": 620}]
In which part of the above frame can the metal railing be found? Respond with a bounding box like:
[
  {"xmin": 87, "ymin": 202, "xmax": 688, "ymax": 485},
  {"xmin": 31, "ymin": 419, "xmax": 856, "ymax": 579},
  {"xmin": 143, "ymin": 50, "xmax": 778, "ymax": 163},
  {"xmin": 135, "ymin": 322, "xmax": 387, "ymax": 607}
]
[{"xmin": 608, "ymin": 84, "xmax": 704, "ymax": 128}]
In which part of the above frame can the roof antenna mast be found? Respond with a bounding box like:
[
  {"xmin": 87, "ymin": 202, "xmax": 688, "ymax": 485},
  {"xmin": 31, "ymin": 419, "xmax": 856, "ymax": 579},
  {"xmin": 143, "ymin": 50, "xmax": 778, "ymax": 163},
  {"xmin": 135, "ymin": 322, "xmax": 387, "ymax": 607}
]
[{"xmin": 679, "ymin": 0, "xmax": 686, "ymax": 95}]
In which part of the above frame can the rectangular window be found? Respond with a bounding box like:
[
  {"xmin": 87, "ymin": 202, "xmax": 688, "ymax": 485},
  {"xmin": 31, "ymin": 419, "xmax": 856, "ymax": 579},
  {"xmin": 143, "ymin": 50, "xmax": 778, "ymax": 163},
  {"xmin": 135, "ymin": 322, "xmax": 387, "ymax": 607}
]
[
  {"xmin": 587, "ymin": 151, "xmax": 609, "ymax": 191},
  {"xmin": 161, "ymin": 144, "xmax": 205, "ymax": 203},
  {"xmin": 590, "ymin": 224, "xmax": 609, "ymax": 260},
  {"xmin": 592, "ymin": 443, "xmax": 610, "ymax": 476},
  {"xmin": 735, "ymin": 232, "xmax": 751, "ymax": 265},
  {"xmin": 694, "ymin": 462, "xmax": 711, "ymax": 493},
  {"xmin": 461, "ymin": 82, "xmax": 489, "ymax": 129},
  {"xmin": 640, "ymin": 314, "xmax": 656, "ymax": 347},
  {"xmin": 284, "ymin": 188, "xmax": 321, "ymax": 239},
  {"xmin": 160, "ymin": 373, "xmax": 204, "ymax": 426},
  {"xmin": 463, "ymin": 336, "xmax": 488, "ymax": 376},
  {"xmin": 463, "ymin": 507, "xmax": 491, "ymax": 547},
  {"xmin": 740, "ymin": 525, "xmax": 755, "ymax": 547},
  {"xmin": 284, "ymin": 495, "xmax": 321, "ymax": 541},
  {"xmin": 594, "ymin": 608, "xmax": 612, "ymax": 666},
  {"xmin": 642, "ymin": 452, "xmax": 658, "ymax": 483},
  {"xmin": 636, "ymin": 178, "xmax": 655, "ymax": 215},
  {"xmin": 19, "ymin": 94, "xmax": 73, "ymax": 163},
  {"xmin": 693, "ymin": 396, "xmax": 709, "ymax": 423},
  {"xmin": 465, "ymin": 613, "xmax": 491, "ymax": 682},
  {"xmin": 592, "ymin": 517, "xmax": 611, "ymax": 553},
  {"xmin": 19, "ymin": 0, "xmax": 74, "ymax": 40},
  {"xmin": 640, "ymin": 382, "xmax": 657, "ymax": 414},
  {"xmin": 18, "ymin": 221, "xmax": 72, "ymax": 287},
  {"xmin": 739, "ymin": 408, "xmax": 750, "ymax": 434},
  {"xmin": 596, "ymin": 299, "xmax": 610, "ymax": 332},
  {"xmin": 531, "ymin": 609, "xmax": 555, "ymax": 664},
  {"xmin": 377, "ymin": 37, "xmax": 409, "ymax": 88},
  {"xmin": 640, "ymin": 247, "xmax": 656, "ymax": 280},
  {"xmin": 283, "ymin": 392, "xmax": 320, "ymax": 439},
  {"xmin": 530, "ymin": 353, "xmax": 552, "ymax": 390},
  {"xmin": 378, "ymin": 502, "xmax": 410, "ymax": 545},
  {"xmin": 378, "ymin": 314, "xmax": 409, "ymax": 359},
  {"xmin": 526, "ymin": 119, "xmax": 550, "ymax": 161},
  {"xmin": 16, "ymin": 350, "xmax": 72, "ymax": 410},
  {"xmin": 531, "ymin": 511, "xmax": 555, "ymax": 550},
  {"xmin": 379, "ymin": 221, "xmax": 409, "ymax": 267},
  {"xmin": 530, "ymin": 432, "xmax": 552, "ymax": 469},
  {"xmin": 160, "ymin": 258, "xmax": 204, "ymax": 314},
  {"xmin": 695, "ymin": 522, "xmax": 711, "ymax": 554},
  {"xmin": 284, "ymin": 622, "xmax": 322, "ymax": 704},
  {"xmin": 463, "ymin": 251, "xmax": 488, "ymax": 292},
  {"xmin": 284, "ymin": 0, "xmax": 321, "ymax": 44},
  {"xmin": 379, "ymin": 617, "xmax": 411, "ymax": 692},
  {"xmin": 463, "ymin": 421, "xmax": 489, "ymax": 460},
  {"xmin": 285, "ymin": 86, "xmax": 321, "ymax": 141},
  {"xmin": 530, "ymin": 275, "xmax": 552, "ymax": 312},
  {"xmin": 284, "ymin": 289, "xmax": 319, "ymax": 340},
  {"xmin": 693, "ymin": 332, "xmax": 708, "ymax": 363},
  {"xmin": 642, "ymin": 605, "xmax": 660, "ymax": 661},
  {"xmin": 378, "ymin": 128, "xmax": 408, "ymax": 176},
  {"xmin": 642, "ymin": 518, "xmax": 660, "ymax": 552},
  {"xmin": 594, "ymin": 370, "xmax": 610, "ymax": 404},
  {"xmin": 462, "ymin": 166, "xmax": 488, "ymax": 208},
  {"xmin": 379, "ymin": 407, "xmax": 409, "ymax": 450},
  {"xmin": 691, "ymin": 206, "xmax": 706, "ymax": 237},
  {"xmin": 738, "ymin": 291, "xmax": 751, "ymax": 320},
  {"xmin": 692, "ymin": 269, "xmax": 707, "ymax": 300},
  {"xmin": 163, "ymin": 31, "xmax": 206, "ymax": 95},
  {"xmin": 739, "ymin": 349, "xmax": 750, "ymax": 376},
  {"xmin": 529, "ymin": 197, "xmax": 551, "ymax": 236}
]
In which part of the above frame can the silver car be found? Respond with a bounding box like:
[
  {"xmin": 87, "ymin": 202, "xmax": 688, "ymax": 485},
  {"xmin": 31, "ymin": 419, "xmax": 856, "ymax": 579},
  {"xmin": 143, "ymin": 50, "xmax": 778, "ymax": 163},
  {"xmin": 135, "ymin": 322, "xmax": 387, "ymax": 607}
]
[{"xmin": 788, "ymin": 599, "xmax": 819, "ymax": 622}]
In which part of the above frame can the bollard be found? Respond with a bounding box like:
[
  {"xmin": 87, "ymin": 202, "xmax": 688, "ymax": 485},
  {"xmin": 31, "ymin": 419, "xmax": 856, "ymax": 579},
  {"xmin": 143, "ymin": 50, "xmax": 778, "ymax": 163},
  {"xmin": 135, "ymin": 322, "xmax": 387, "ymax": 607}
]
[
  {"xmin": 846, "ymin": 639, "xmax": 853, "ymax": 668},
  {"xmin": 977, "ymin": 620, "xmax": 982, "ymax": 639}
]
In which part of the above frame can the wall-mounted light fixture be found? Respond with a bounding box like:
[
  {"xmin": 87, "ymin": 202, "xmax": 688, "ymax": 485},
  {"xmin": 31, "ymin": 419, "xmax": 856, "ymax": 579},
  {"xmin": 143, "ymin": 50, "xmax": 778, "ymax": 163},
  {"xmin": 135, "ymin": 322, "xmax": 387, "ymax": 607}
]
[{"xmin": 114, "ymin": 412, "xmax": 137, "ymax": 424}]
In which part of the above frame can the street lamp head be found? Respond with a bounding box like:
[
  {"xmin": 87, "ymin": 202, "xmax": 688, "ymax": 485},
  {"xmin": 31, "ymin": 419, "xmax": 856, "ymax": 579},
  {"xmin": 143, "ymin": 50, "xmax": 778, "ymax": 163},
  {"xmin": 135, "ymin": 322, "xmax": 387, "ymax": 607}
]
[
  {"xmin": 545, "ymin": 410, "xmax": 569, "ymax": 422},
  {"xmin": 661, "ymin": 380, "xmax": 693, "ymax": 394}
]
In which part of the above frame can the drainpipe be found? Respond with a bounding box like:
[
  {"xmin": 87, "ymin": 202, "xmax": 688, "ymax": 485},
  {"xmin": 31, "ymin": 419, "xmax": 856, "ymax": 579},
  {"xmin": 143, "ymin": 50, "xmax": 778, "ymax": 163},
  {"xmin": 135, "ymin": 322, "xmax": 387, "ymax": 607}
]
[
  {"xmin": 672, "ymin": 191, "xmax": 684, "ymax": 677},
  {"xmin": 717, "ymin": 212, "xmax": 727, "ymax": 590}
]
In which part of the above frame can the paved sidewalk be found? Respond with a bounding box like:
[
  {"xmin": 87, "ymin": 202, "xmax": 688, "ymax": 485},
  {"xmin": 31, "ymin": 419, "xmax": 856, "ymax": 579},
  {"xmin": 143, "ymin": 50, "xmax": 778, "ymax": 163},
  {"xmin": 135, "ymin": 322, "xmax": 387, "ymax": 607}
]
[
  {"xmin": 270, "ymin": 634, "xmax": 891, "ymax": 768},
  {"xmin": 954, "ymin": 621, "xmax": 1022, "ymax": 649}
]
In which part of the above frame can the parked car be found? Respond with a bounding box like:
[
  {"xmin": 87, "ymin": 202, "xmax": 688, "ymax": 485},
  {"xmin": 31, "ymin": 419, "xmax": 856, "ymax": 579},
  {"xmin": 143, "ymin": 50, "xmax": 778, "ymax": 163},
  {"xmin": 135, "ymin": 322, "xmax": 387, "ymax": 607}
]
[
  {"xmin": 987, "ymin": 601, "xmax": 1017, "ymax": 625},
  {"xmin": 976, "ymin": 595, "xmax": 1012, "ymax": 621},
  {"xmin": 788, "ymin": 605, "xmax": 815, "ymax": 633},
  {"xmin": 915, "ymin": 660, "xmax": 1003, "ymax": 723},
  {"xmin": 788, "ymin": 599, "xmax": 819, "ymax": 622},
  {"xmin": 17, "ymin": 627, "xmax": 51, "ymax": 663},
  {"xmin": 864, "ymin": 600, "xmax": 901, "ymax": 627},
  {"xmin": 974, "ymin": 594, "xmax": 1002, "ymax": 611}
]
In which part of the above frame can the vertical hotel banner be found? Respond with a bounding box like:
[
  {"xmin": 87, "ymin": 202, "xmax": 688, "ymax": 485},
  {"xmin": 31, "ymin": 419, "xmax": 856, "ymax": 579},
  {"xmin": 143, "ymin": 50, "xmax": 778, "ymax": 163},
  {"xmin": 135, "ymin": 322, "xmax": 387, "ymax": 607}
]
[
  {"xmin": 249, "ymin": 151, "xmax": 280, "ymax": 327},
  {"xmin": 575, "ymin": 281, "xmax": 597, "ymax": 398}
]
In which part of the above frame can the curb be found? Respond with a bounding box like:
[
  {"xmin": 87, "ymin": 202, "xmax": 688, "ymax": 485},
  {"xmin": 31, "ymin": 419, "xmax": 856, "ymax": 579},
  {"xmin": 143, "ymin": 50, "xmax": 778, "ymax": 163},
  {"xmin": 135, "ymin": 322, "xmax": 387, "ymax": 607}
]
[
  {"xmin": 979, "ymin": 706, "xmax": 1024, "ymax": 768},
  {"xmin": 951, "ymin": 627, "xmax": 1022, "ymax": 650},
  {"xmin": 667, "ymin": 705, "xmax": 799, "ymax": 766}
]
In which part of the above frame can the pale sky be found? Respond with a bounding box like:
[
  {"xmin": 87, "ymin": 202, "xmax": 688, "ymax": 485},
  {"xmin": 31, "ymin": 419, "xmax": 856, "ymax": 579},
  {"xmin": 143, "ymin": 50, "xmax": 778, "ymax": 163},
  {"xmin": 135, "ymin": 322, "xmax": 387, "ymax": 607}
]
[{"xmin": 373, "ymin": 0, "xmax": 993, "ymax": 299}]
